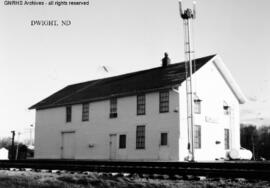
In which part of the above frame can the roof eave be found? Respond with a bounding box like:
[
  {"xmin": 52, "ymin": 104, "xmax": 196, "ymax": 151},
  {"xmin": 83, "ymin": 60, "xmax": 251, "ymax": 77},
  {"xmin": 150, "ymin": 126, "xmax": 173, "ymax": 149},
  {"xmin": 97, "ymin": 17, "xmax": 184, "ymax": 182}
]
[{"xmin": 29, "ymin": 84, "xmax": 181, "ymax": 110}]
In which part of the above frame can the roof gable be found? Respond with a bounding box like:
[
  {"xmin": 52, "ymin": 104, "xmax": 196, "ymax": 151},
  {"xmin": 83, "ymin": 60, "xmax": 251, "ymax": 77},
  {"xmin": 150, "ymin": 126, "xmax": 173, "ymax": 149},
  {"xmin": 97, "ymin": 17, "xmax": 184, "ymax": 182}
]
[{"xmin": 29, "ymin": 55, "xmax": 215, "ymax": 110}]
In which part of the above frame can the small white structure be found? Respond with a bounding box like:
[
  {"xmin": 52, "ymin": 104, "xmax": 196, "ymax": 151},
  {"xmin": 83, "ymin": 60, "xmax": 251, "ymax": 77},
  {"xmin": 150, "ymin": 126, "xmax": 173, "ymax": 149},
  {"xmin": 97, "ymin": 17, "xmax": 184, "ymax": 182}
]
[
  {"xmin": 0, "ymin": 148, "xmax": 9, "ymax": 160},
  {"xmin": 30, "ymin": 54, "xmax": 246, "ymax": 161}
]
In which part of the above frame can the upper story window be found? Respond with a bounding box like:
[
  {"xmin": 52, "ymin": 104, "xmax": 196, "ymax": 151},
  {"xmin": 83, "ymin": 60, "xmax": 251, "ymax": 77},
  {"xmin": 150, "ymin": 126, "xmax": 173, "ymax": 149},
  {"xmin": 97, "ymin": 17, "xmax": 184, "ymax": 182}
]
[
  {"xmin": 223, "ymin": 101, "xmax": 230, "ymax": 115},
  {"xmin": 160, "ymin": 132, "xmax": 168, "ymax": 146},
  {"xmin": 66, "ymin": 106, "xmax": 72, "ymax": 122},
  {"xmin": 193, "ymin": 125, "xmax": 201, "ymax": 149},
  {"xmin": 110, "ymin": 98, "xmax": 117, "ymax": 118},
  {"xmin": 159, "ymin": 90, "xmax": 169, "ymax": 113},
  {"xmin": 194, "ymin": 94, "xmax": 202, "ymax": 114},
  {"xmin": 82, "ymin": 103, "xmax": 89, "ymax": 121},
  {"xmin": 224, "ymin": 129, "xmax": 230, "ymax": 150},
  {"xmin": 136, "ymin": 125, "xmax": 145, "ymax": 149},
  {"xmin": 137, "ymin": 94, "xmax": 145, "ymax": 115}
]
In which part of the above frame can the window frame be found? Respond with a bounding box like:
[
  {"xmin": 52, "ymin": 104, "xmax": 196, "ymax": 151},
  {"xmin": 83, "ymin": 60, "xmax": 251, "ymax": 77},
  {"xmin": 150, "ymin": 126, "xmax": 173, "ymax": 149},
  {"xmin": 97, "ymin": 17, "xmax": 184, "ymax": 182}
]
[
  {"xmin": 82, "ymin": 103, "xmax": 89, "ymax": 121},
  {"xmin": 119, "ymin": 134, "xmax": 126, "ymax": 149},
  {"xmin": 110, "ymin": 98, "xmax": 117, "ymax": 118},
  {"xmin": 160, "ymin": 132, "xmax": 168, "ymax": 146},
  {"xmin": 224, "ymin": 128, "xmax": 230, "ymax": 150},
  {"xmin": 193, "ymin": 125, "xmax": 201, "ymax": 149},
  {"xmin": 159, "ymin": 90, "xmax": 169, "ymax": 113},
  {"xmin": 66, "ymin": 105, "xmax": 72, "ymax": 123},
  {"xmin": 137, "ymin": 94, "xmax": 146, "ymax": 115},
  {"xmin": 136, "ymin": 125, "xmax": 145, "ymax": 149}
]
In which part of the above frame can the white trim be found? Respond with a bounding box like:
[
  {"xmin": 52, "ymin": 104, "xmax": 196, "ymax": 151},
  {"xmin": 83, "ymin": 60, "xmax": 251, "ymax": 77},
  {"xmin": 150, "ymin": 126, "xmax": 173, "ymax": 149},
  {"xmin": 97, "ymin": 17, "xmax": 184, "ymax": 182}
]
[{"xmin": 210, "ymin": 55, "xmax": 247, "ymax": 104}]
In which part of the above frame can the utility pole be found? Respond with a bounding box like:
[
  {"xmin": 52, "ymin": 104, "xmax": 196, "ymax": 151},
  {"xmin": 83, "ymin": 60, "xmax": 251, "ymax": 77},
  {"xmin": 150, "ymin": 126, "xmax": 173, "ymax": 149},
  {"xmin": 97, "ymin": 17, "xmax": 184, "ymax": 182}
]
[
  {"xmin": 179, "ymin": 0, "xmax": 196, "ymax": 162},
  {"xmin": 16, "ymin": 132, "xmax": 21, "ymax": 160},
  {"xmin": 11, "ymin": 131, "xmax": 15, "ymax": 160}
]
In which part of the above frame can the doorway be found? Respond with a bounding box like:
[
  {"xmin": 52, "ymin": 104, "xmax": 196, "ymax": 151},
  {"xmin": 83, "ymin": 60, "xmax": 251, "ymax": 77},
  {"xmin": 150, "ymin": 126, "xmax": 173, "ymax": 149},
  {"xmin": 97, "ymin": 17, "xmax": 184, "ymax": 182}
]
[
  {"xmin": 109, "ymin": 134, "xmax": 117, "ymax": 160},
  {"xmin": 61, "ymin": 131, "xmax": 76, "ymax": 159}
]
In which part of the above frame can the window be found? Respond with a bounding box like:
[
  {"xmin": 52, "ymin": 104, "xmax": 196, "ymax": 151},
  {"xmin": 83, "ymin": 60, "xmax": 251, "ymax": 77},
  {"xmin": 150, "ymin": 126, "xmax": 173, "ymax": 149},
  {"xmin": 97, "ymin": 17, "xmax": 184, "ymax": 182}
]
[
  {"xmin": 223, "ymin": 101, "xmax": 230, "ymax": 115},
  {"xmin": 137, "ymin": 94, "xmax": 145, "ymax": 115},
  {"xmin": 136, "ymin": 125, "xmax": 145, "ymax": 149},
  {"xmin": 225, "ymin": 129, "xmax": 230, "ymax": 150},
  {"xmin": 66, "ymin": 106, "xmax": 72, "ymax": 122},
  {"xmin": 160, "ymin": 132, "xmax": 168, "ymax": 146},
  {"xmin": 193, "ymin": 125, "xmax": 201, "ymax": 149},
  {"xmin": 119, "ymin": 135, "xmax": 126, "ymax": 149},
  {"xmin": 110, "ymin": 98, "xmax": 117, "ymax": 118},
  {"xmin": 82, "ymin": 103, "xmax": 89, "ymax": 121},
  {"xmin": 194, "ymin": 94, "xmax": 202, "ymax": 114},
  {"xmin": 159, "ymin": 90, "xmax": 169, "ymax": 113}
]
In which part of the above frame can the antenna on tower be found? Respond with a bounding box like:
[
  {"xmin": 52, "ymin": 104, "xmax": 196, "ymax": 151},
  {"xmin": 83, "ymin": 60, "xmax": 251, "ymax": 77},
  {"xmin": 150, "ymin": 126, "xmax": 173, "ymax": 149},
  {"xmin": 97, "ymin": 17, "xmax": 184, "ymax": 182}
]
[{"xmin": 179, "ymin": 0, "xmax": 197, "ymax": 162}]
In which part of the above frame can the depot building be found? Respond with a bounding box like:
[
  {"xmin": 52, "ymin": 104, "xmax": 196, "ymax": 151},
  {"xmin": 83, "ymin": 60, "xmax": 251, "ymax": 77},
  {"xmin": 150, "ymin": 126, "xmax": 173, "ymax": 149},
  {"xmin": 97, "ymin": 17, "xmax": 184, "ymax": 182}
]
[{"xmin": 29, "ymin": 54, "xmax": 246, "ymax": 161}]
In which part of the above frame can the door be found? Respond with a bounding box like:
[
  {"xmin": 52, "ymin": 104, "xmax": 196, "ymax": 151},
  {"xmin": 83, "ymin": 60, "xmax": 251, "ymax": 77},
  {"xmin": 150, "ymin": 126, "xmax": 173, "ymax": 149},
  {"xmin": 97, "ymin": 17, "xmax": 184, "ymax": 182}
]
[
  {"xmin": 109, "ymin": 134, "xmax": 117, "ymax": 160},
  {"xmin": 62, "ymin": 132, "xmax": 75, "ymax": 159},
  {"xmin": 211, "ymin": 126, "xmax": 223, "ymax": 160},
  {"xmin": 158, "ymin": 132, "xmax": 170, "ymax": 160}
]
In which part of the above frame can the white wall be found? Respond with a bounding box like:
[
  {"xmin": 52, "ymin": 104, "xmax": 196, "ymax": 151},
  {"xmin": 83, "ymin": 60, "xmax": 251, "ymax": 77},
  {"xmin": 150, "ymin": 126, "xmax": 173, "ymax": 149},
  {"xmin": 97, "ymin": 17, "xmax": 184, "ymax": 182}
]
[
  {"xmin": 35, "ymin": 58, "xmax": 242, "ymax": 161},
  {"xmin": 35, "ymin": 90, "xmax": 180, "ymax": 161},
  {"xmin": 178, "ymin": 59, "xmax": 241, "ymax": 161}
]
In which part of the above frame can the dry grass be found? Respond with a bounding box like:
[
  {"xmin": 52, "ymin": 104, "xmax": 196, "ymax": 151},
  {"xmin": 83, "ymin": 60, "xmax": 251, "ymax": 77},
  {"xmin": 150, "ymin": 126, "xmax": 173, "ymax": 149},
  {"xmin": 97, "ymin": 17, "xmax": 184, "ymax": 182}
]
[{"xmin": 0, "ymin": 170, "xmax": 269, "ymax": 188}]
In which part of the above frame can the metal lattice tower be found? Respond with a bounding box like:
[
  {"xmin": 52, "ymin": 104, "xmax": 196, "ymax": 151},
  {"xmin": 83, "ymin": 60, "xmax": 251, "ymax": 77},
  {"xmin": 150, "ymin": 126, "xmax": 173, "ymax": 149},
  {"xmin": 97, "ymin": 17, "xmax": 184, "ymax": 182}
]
[{"xmin": 179, "ymin": 0, "xmax": 196, "ymax": 162}]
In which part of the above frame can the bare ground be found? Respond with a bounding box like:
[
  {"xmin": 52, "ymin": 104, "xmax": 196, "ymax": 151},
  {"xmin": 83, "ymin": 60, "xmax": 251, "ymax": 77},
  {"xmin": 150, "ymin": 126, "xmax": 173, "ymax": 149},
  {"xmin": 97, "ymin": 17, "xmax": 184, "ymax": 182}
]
[{"xmin": 0, "ymin": 170, "xmax": 269, "ymax": 188}]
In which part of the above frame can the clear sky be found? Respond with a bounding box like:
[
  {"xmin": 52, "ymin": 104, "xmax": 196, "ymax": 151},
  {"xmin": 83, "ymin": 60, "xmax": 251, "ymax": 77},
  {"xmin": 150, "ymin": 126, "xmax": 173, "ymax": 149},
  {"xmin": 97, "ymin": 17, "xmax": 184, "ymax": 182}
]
[{"xmin": 0, "ymin": 0, "xmax": 269, "ymax": 140}]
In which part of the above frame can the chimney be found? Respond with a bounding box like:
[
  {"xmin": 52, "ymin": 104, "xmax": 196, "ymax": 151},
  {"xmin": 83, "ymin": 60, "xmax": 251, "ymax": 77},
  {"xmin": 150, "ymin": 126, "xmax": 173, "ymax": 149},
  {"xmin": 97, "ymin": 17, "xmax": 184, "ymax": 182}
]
[{"xmin": 162, "ymin": 53, "xmax": 171, "ymax": 67}]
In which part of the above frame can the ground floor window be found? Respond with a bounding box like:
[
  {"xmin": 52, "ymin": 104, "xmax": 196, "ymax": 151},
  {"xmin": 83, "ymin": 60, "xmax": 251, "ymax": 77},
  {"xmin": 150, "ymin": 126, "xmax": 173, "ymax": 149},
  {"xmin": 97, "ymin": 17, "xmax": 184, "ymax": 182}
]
[
  {"xmin": 193, "ymin": 125, "xmax": 201, "ymax": 149},
  {"xmin": 224, "ymin": 129, "xmax": 230, "ymax": 149},
  {"xmin": 136, "ymin": 125, "xmax": 145, "ymax": 149},
  {"xmin": 119, "ymin": 134, "xmax": 126, "ymax": 149},
  {"xmin": 160, "ymin": 132, "xmax": 168, "ymax": 146}
]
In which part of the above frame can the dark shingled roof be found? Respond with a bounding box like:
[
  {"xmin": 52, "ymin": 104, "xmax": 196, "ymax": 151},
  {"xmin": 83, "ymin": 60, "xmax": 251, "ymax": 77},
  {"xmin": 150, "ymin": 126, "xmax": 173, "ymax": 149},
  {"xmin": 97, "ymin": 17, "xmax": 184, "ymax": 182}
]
[{"xmin": 29, "ymin": 55, "xmax": 215, "ymax": 110}]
